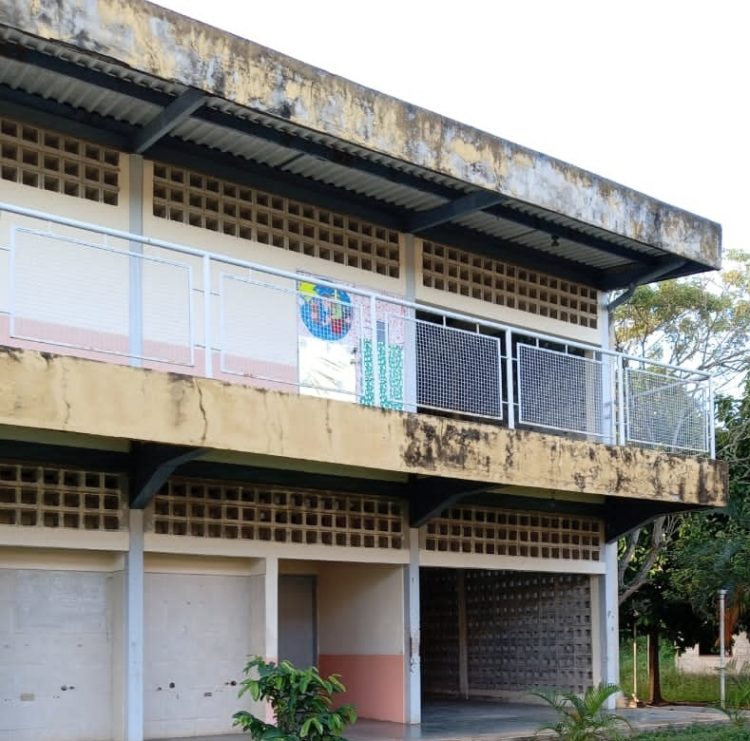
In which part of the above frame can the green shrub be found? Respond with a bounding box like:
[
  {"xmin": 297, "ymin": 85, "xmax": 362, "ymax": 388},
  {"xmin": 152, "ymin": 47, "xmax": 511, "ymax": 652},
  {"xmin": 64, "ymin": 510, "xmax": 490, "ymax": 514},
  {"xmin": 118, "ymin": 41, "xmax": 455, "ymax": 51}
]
[
  {"xmin": 531, "ymin": 683, "xmax": 630, "ymax": 740},
  {"xmin": 233, "ymin": 657, "xmax": 357, "ymax": 741}
]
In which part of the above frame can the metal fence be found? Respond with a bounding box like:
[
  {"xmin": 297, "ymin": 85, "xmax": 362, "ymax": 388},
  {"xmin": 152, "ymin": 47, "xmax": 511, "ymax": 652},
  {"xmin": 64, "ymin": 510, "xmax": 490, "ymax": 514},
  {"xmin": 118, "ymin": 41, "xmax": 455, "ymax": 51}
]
[{"xmin": 0, "ymin": 202, "xmax": 714, "ymax": 456}]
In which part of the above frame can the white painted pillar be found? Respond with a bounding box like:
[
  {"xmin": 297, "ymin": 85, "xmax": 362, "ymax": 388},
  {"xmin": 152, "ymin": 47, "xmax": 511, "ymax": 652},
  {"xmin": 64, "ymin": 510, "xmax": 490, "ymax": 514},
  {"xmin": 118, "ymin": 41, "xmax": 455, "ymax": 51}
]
[
  {"xmin": 264, "ymin": 556, "xmax": 279, "ymax": 662},
  {"xmin": 601, "ymin": 541, "xmax": 620, "ymax": 708},
  {"xmin": 125, "ymin": 508, "xmax": 145, "ymax": 741},
  {"xmin": 128, "ymin": 154, "xmax": 144, "ymax": 364},
  {"xmin": 404, "ymin": 527, "xmax": 421, "ymax": 723}
]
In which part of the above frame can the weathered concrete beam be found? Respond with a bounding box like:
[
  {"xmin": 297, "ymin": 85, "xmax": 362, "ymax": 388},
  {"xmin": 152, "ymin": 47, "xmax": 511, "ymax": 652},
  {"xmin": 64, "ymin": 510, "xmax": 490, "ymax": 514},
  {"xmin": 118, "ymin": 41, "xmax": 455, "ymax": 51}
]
[
  {"xmin": 0, "ymin": 349, "xmax": 727, "ymax": 508},
  {"xmin": 0, "ymin": 0, "xmax": 721, "ymax": 268}
]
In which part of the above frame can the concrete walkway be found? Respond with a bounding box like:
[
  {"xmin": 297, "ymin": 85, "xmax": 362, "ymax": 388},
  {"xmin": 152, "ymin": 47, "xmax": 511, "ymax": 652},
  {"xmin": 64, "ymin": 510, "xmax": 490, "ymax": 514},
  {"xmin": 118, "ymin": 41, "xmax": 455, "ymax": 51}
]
[{"xmin": 163, "ymin": 699, "xmax": 729, "ymax": 741}]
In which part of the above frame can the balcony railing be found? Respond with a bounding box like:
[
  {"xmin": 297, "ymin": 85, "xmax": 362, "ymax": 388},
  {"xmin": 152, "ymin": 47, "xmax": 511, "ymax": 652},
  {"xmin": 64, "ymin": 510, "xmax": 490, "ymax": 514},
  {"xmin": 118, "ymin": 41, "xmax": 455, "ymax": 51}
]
[{"xmin": 0, "ymin": 203, "xmax": 715, "ymax": 457}]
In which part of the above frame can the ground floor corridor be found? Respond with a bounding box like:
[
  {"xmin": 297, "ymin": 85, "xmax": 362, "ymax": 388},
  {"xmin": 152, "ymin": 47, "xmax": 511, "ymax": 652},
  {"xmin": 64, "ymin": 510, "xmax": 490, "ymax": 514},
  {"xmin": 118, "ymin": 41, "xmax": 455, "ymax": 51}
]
[{"xmin": 161, "ymin": 700, "xmax": 729, "ymax": 741}]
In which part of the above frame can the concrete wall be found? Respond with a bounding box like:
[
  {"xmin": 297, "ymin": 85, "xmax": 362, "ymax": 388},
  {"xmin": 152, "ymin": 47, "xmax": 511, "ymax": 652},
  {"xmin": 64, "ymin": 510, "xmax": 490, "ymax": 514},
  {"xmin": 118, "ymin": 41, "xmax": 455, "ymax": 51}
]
[
  {"xmin": 318, "ymin": 563, "xmax": 405, "ymax": 723},
  {"xmin": 143, "ymin": 554, "xmax": 260, "ymax": 739},
  {"xmin": 0, "ymin": 349, "xmax": 727, "ymax": 508},
  {"xmin": 0, "ymin": 550, "xmax": 120, "ymax": 741}
]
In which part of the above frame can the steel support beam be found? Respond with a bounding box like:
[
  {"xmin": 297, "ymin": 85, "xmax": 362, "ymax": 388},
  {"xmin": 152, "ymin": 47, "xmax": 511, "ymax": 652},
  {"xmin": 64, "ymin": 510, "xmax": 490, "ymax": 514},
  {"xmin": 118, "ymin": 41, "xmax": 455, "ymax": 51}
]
[
  {"xmin": 408, "ymin": 476, "xmax": 496, "ymax": 528},
  {"xmin": 132, "ymin": 88, "xmax": 207, "ymax": 154},
  {"xmin": 406, "ymin": 191, "xmax": 506, "ymax": 233},
  {"xmin": 129, "ymin": 442, "xmax": 205, "ymax": 508}
]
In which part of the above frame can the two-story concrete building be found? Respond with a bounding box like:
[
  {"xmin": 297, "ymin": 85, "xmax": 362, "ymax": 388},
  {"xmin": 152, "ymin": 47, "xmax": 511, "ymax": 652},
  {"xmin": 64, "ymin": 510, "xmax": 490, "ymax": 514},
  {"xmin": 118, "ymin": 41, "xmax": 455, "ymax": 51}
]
[{"xmin": 0, "ymin": 2, "xmax": 727, "ymax": 740}]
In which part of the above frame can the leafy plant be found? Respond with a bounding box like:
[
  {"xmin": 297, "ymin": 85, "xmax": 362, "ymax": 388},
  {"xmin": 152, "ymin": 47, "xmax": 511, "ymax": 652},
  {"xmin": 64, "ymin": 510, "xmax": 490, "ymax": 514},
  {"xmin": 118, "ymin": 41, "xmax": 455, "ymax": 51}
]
[
  {"xmin": 531, "ymin": 683, "xmax": 631, "ymax": 740},
  {"xmin": 233, "ymin": 657, "xmax": 357, "ymax": 741},
  {"xmin": 718, "ymin": 669, "xmax": 750, "ymax": 727}
]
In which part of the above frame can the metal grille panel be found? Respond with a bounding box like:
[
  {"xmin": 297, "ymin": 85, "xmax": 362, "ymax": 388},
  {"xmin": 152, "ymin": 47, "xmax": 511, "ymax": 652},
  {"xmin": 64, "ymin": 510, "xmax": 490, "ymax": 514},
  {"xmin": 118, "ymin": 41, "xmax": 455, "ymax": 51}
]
[
  {"xmin": 0, "ymin": 463, "xmax": 124, "ymax": 530},
  {"xmin": 421, "ymin": 240, "xmax": 598, "ymax": 329},
  {"xmin": 0, "ymin": 116, "xmax": 119, "ymax": 204},
  {"xmin": 518, "ymin": 344, "xmax": 605, "ymax": 437},
  {"xmin": 152, "ymin": 480, "xmax": 405, "ymax": 549},
  {"xmin": 414, "ymin": 319, "xmax": 502, "ymax": 419},
  {"xmin": 424, "ymin": 505, "xmax": 603, "ymax": 561},
  {"xmin": 626, "ymin": 368, "xmax": 709, "ymax": 453},
  {"xmin": 153, "ymin": 163, "xmax": 401, "ymax": 277}
]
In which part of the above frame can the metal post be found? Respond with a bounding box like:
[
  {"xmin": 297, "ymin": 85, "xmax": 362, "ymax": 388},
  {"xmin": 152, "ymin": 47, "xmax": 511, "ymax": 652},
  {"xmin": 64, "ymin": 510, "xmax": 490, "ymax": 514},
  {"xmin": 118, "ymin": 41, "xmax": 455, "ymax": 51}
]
[
  {"xmin": 504, "ymin": 328, "xmax": 515, "ymax": 429},
  {"xmin": 202, "ymin": 253, "xmax": 213, "ymax": 377},
  {"xmin": 128, "ymin": 155, "xmax": 144, "ymax": 366},
  {"xmin": 720, "ymin": 588, "xmax": 727, "ymax": 709},
  {"xmin": 616, "ymin": 355, "xmax": 626, "ymax": 445},
  {"xmin": 633, "ymin": 623, "xmax": 638, "ymax": 703},
  {"xmin": 709, "ymin": 375, "xmax": 716, "ymax": 458}
]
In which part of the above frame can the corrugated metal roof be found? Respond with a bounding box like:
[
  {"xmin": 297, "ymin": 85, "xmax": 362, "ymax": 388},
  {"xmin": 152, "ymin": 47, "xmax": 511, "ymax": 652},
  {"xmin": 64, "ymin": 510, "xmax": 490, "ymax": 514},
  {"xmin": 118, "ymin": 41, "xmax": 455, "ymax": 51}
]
[{"xmin": 0, "ymin": 25, "xmax": 688, "ymax": 286}]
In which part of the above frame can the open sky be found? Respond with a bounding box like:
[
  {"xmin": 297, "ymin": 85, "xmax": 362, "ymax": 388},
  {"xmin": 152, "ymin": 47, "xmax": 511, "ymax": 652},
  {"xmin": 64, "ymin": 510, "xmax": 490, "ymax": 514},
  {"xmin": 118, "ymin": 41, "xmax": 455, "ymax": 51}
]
[{"xmin": 155, "ymin": 0, "xmax": 748, "ymax": 261}]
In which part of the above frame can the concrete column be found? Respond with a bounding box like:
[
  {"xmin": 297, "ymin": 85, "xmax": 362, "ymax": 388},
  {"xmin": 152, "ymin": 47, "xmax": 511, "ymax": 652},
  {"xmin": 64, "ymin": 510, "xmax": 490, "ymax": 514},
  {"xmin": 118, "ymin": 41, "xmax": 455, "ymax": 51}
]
[
  {"xmin": 600, "ymin": 541, "xmax": 620, "ymax": 708},
  {"xmin": 128, "ymin": 154, "xmax": 144, "ymax": 364},
  {"xmin": 125, "ymin": 508, "xmax": 145, "ymax": 741},
  {"xmin": 404, "ymin": 527, "xmax": 421, "ymax": 723},
  {"xmin": 264, "ymin": 556, "xmax": 279, "ymax": 662},
  {"xmin": 403, "ymin": 233, "xmax": 418, "ymax": 412}
]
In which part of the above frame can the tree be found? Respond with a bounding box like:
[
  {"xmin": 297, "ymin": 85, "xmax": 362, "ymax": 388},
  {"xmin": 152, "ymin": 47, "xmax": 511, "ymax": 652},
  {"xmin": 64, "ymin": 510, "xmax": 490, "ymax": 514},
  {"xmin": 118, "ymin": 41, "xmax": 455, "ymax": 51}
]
[
  {"xmin": 613, "ymin": 252, "xmax": 750, "ymax": 604},
  {"xmin": 612, "ymin": 254, "xmax": 750, "ymax": 704},
  {"xmin": 668, "ymin": 382, "xmax": 750, "ymax": 638}
]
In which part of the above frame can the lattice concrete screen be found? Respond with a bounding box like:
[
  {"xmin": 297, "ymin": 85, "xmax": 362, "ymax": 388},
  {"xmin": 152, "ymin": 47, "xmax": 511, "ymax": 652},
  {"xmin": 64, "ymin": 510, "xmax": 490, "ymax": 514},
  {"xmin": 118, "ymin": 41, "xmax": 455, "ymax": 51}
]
[
  {"xmin": 420, "ymin": 569, "xmax": 460, "ymax": 696},
  {"xmin": 152, "ymin": 163, "xmax": 401, "ymax": 277},
  {"xmin": 0, "ymin": 463, "xmax": 124, "ymax": 530},
  {"xmin": 0, "ymin": 117, "xmax": 120, "ymax": 204},
  {"xmin": 151, "ymin": 479, "xmax": 405, "ymax": 549},
  {"xmin": 421, "ymin": 568, "xmax": 593, "ymax": 696},
  {"xmin": 423, "ymin": 505, "xmax": 603, "ymax": 561},
  {"xmin": 421, "ymin": 240, "xmax": 598, "ymax": 329}
]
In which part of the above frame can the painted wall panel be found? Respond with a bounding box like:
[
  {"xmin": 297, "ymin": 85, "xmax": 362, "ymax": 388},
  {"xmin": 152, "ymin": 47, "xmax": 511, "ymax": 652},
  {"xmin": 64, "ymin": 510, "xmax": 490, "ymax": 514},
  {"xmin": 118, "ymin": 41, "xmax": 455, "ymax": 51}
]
[
  {"xmin": 0, "ymin": 568, "xmax": 114, "ymax": 741},
  {"xmin": 143, "ymin": 571, "xmax": 256, "ymax": 738}
]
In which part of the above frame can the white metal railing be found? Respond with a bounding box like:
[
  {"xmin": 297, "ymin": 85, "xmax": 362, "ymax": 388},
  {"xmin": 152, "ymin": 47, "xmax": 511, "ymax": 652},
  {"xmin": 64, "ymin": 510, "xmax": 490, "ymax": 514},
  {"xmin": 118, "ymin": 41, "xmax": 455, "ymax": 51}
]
[{"xmin": 0, "ymin": 202, "xmax": 715, "ymax": 457}]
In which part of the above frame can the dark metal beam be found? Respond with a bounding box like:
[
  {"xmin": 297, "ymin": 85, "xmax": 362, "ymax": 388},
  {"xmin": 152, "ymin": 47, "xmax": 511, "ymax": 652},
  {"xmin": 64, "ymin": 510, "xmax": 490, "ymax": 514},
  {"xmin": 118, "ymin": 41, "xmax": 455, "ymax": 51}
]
[
  {"xmin": 182, "ymin": 461, "xmax": 409, "ymax": 497},
  {"xmin": 405, "ymin": 191, "xmax": 506, "ymax": 233},
  {"xmin": 132, "ymin": 88, "xmax": 207, "ymax": 154},
  {"xmin": 604, "ymin": 499, "xmax": 707, "ymax": 542},
  {"xmin": 423, "ymin": 222, "xmax": 604, "ymax": 288},
  {"xmin": 409, "ymin": 477, "xmax": 495, "ymax": 527},
  {"xmin": 0, "ymin": 440, "xmax": 128, "ymax": 469},
  {"xmin": 0, "ymin": 87, "xmax": 131, "ymax": 149},
  {"xmin": 486, "ymin": 201, "xmax": 661, "ymax": 266},
  {"xmin": 149, "ymin": 140, "xmax": 407, "ymax": 230},
  {"xmin": 129, "ymin": 443, "xmax": 205, "ymax": 509}
]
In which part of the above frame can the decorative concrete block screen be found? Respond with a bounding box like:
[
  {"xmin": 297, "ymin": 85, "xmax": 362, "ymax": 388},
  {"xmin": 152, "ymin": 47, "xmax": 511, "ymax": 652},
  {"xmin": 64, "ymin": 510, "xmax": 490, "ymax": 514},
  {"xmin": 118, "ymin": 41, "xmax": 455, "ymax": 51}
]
[
  {"xmin": 423, "ymin": 505, "xmax": 603, "ymax": 561},
  {"xmin": 421, "ymin": 569, "xmax": 593, "ymax": 696},
  {"xmin": 0, "ymin": 117, "xmax": 120, "ymax": 204},
  {"xmin": 0, "ymin": 463, "xmax": 124, "ymax": 530},
  {"xmin": 151, "ymin": 479, "xmax": 405, "ymax": 549},
  {"xmin": 421, "ymin": 240, "xmax": 599, "ymax": 329},
  {"xmin": 152, "ymin": 163, "xmax": 401, "ymax": 277}
]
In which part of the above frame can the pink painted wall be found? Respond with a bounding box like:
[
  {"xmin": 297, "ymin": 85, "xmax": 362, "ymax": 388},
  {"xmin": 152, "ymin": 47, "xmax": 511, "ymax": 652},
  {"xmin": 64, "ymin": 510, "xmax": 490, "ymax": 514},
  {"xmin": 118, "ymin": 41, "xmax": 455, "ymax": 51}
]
[
  {"xmin": 318, "ymin": 654, "xmax": 405, "ymax": 723},
  {"xmin": 317, "ymin": 563, "xmax": 406, "ymax": 723}
]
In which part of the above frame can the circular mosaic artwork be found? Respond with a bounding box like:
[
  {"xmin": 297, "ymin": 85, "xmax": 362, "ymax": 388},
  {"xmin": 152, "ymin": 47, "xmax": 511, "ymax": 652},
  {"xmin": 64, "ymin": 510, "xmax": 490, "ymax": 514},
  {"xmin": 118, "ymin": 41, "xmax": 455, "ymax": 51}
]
[{"xmin": 299, "ymin": 282, "xmax": 354, "ymax": 340}]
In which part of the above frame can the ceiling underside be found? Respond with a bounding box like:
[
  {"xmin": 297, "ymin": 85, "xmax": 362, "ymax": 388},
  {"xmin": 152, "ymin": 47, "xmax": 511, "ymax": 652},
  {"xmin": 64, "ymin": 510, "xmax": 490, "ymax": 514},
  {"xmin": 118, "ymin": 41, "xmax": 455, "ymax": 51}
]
[{"xmin": 0, "ymin": 29, "xmax": 708, "ymax": 291}]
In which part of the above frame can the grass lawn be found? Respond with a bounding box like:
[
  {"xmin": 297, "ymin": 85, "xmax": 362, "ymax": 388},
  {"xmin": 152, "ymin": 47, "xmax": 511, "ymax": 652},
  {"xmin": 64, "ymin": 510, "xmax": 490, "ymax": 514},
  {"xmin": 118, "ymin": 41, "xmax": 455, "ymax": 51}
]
[
  {"xmin": 620, "ymin": 638, "xmax": 727, "ymax": 705},
  {"xmin": 632, "ymin": 726, "xmax": 750, "ymax": 739}
]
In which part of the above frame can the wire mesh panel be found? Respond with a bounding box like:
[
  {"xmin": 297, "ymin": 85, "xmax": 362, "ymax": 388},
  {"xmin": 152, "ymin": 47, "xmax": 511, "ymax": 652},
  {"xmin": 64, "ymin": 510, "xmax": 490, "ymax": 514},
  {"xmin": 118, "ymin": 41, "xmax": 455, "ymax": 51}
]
[
  {"xmin": 11, "ymin": 228, "xmax": 193, "ymax": 364},
  {"xmin": 517, "ymin": 343, "xmax": 604, "ymax": 436},
  {"xmin": 625, "ymin": 367, "xmax": 709, "ymax": 454},
  {"xmin": 414, "ymin": 319, "xmax": 502, "ymax": 420}
]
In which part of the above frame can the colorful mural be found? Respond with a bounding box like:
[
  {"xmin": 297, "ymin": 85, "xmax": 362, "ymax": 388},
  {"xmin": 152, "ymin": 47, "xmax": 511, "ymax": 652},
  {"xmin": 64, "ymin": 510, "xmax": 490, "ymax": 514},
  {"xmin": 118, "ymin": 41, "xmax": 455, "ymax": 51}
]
[{"xmin": 297, "ymin": 278, "xmax": 407, "ymax": 410}]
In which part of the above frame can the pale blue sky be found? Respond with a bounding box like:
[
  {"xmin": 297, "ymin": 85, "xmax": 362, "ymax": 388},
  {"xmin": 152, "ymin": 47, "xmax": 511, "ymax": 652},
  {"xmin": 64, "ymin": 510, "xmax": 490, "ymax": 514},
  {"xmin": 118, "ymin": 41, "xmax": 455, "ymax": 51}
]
[{"xmin": 156, "ymin": 0, "xmax": 748, "ymax": 260}]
